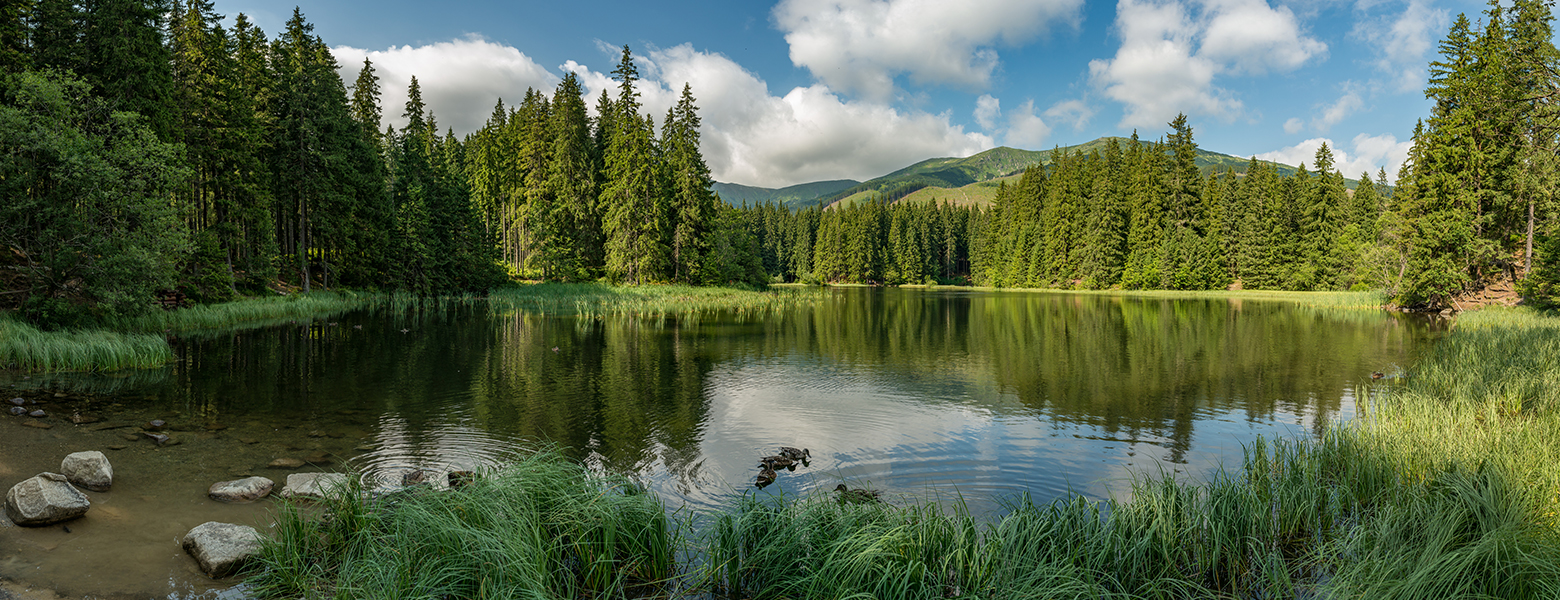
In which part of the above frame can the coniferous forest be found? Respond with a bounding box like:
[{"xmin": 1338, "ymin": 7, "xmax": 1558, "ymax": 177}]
[{"xmin": 4, "ymin": 1, "xmax": 1560, "ymax": 329}]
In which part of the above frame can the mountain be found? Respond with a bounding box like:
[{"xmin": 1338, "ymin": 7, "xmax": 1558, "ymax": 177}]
[
  {"xmin": 712, "ymin": 179, "xmax": 859, "ymax": 209},
  {"xmin": 713, "ymin": 136, "xmax": 1361, "ymax": 211},
  {"xmin": 822, "ymin": 137, "xmax": 1305, "ymax": 208}
]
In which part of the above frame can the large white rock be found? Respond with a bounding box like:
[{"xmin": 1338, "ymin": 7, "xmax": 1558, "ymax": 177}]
[
  {"xmin": 208, "ymin": 476, "xmax": 274, "ymax": 503},
  {"xmin": 182, "ymin": 521, "xmax": 261, "ymax": 579},
  {"xmin": 279, "ymin": 472, "xmax": 349, "ymax": 501},
  {"xmin": 60, "ymin": 451, "xmax": 113, "ymax": 492},
  {"xmin": 5, "ymin": 473, "xmax": 90, "ymax": 526}
]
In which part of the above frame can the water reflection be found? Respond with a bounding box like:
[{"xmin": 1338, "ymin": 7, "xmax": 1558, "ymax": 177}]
[{"xmin": 10, "ymin": 289, "xmax": 1440, "ymax": 512}]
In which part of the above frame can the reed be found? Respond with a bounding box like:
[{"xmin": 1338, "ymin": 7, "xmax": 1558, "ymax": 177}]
[
  {"xmin": 487, "ymin": 282, "xmax": 825, "ymax": 319},
  {"xmin": 247, "ymin": 450, "xmax": 679, "ymax": 599},
  {"xmin": 0, "ymin": 315, "xmax": 171, "ymax": 372},
  {"xmin": 110, "ymin": 291, "xmax": 377, "ymax": 334}
]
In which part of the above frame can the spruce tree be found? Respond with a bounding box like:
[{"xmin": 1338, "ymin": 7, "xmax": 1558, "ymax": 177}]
[{"xmin": 600, "ymin": 46, "xmax": 668, "ymax": 283}]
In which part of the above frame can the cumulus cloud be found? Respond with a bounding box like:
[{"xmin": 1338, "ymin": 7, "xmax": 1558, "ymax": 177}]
[
  {"xmin": 1043, "ymin": 99, "xmax": 1095, "ymax": 131},
  {"xmin": 1089, "ymin": 0, "xmax": 1326, "ymax": 129},
  {"xmin": 773, "ymin": 0, "xmax": 1084, "ymax": 100},
  {"xmin": 1003, "ymin": 100, "xmax": 1053, "ymax": 148},
  {"xmin": 1312, "ymin": 89, "xmax": 1363, "ymax": 131},
  {"xmin": 573, "ymin": 44, "xmax": 995, "ymax": 188},
  {"xmin": 1352, "ymin": 0, "xmax": 1447, "ymax": 92},
  {"xmin": 333, "ymin": 36, "xmax": 557, "ymax": 135},
  {"xmin": 974, "ymin": 94, "xmax": 1002, "ymax": 131},
  {"xmin": 1255, "ymin": 133, "xmax": 1412, "ymax": 182}
]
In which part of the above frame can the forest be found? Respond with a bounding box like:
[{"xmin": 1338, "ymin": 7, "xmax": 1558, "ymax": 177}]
[{"xmin": 3, "ymin": 0, "xmax": 1560, "ymax": 330}]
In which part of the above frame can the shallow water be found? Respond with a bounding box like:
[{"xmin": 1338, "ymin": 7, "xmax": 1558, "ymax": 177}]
[{"xmin": 0, "ymin": 288, "xmax": 1440, "ymax": 598}]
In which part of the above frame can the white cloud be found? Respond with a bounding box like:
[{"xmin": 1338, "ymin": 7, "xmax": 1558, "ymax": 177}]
[
  {"xmin": 1198, "ymin": 0, "xmax": 1326, "ymax": 74},
  {"xmin": 1089, "ymin": 0, "xmax": 1326, "ymax": 129},
  {"xmin": 576, "ymin": 44, "xmax": 995, "ymax": 188},
  {"xmin": 333, "ymin": 36, "xmax": 558, "ymax": 135},
  {"xmin": 773, "ymin": 0, "xmax": 1084, "ymax": 100},
  {"xmin": 1352, "ymin": 0, "xmax": 1447, "ymax": 92},
  {"xmin": 974, "ymin": 94, "xmax": 1002, "ymax": 131},
  {"xmin": 1004, "ymin": 100, "xmax": 1053, "ymax": 148},
  {"xmin": 1255, "ymin": 133, "xmax": 1412, "ymax": 182},
  {"xmin": 1313, "ymin": 89, "xmax": 1363, "ymax": 131},
  {"xmin": 1043, "ymin": 99, "xmax": 1095, "ymax": 131},
  {"xmin": 1284, "ymin": 117, "xmax": 1304, "ymax": 134}
]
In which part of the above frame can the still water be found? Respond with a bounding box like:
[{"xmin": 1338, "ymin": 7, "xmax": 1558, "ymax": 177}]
[{"xmin": 0, "ymin": 288, "xmax": 1440, "ymax": 598}]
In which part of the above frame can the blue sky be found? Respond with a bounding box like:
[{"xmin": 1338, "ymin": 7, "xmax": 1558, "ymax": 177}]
[{"xmin": 214, "ymin": 0, "xmax": 1490, "ymax": 188}]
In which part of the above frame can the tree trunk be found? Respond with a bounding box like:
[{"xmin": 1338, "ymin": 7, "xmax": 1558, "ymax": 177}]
[{"xmin": 1526, "ymin": 196, "xmax": 1535, "ymax": 277}]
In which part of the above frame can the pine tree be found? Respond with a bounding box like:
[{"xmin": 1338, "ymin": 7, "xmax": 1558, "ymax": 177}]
[
  {"xmin": 79, "ymin": 0, "xmax": 176, "ymax": 140},
  {"xmin": 664, "ymin": 84, "xmax": 715, "ymax": 283},
  {"xmin": 600, "ymin": 46, "xmax": 668, "ymax": 283}
]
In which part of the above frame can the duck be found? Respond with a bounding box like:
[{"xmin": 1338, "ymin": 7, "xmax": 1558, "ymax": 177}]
[
  {"xmin": 834, "ymin": 484, "xmax": 882, "ymax": 504},
  {"xmin": 778, "ymin": 447, "xmax": 811, "ymax": 461},
  {"xmin": 755, "ymin": 467, "xmax": 778, "ymax": 488},
  {"xmin": 1370, "ymin": 371, "xmax": 1385, "ymax": 380},
  {"xmin": 759, "ymin": 455, "xmax": 796, "ymax": 469}
]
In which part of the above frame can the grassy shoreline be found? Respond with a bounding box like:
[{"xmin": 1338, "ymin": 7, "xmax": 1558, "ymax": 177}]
[{"xmin": 244, "ymin": 304, "xmax": 1560, "ymax": 599}]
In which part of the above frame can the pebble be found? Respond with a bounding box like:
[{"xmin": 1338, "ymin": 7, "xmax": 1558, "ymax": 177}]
[
  {"xmin": 106, "ymin": 444, "xmax": 128, "ymax": 451},
  {"xmin": 28, "ymin": 409, "xmax": 46, "ymax": 418},
  {"xmin": 53, "ymin": 392, "xmax": 66, "ymax": 398},
  {"xmin": 146, "ymin": 419, "xmax": 167, "ymax": 431},
  {"xmin": 9, "ymin": 407, "xmax": 25, "ymax": 416},
  {"xmin": 70, "ymin": 414, "xmax": 99, "ymax": 425},
  {"xmin": 7, "ymin": 398, "xmax": 23, "ymax": 406},
  {"xmin": 267, "ymin": 458, "xmax": 305, "ymax": 469}
]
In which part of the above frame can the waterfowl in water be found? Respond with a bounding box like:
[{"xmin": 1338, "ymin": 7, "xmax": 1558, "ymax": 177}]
[
  {"xmin": 755, "ymin": 468, "xmax": 778, "ymax": 487},
  {"xmin": 1371, "ymin": 371, "xmax": 1385, "ymax": 380},
  {"xmin": 759, "ymin": 455, "xmax": 796, "ymax": 469},
  {"xmin": 778, "ymin": 447, "xmax": 810, "ymax": 461},
  {"xmin": 834, "ymin": 484, "xmax": 882, "ymax": 504}
]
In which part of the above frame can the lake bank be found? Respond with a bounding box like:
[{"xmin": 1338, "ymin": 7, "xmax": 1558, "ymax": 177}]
[{"xmin": 239, "ymin": 304, "xmax": 1558, "ymax": 599}]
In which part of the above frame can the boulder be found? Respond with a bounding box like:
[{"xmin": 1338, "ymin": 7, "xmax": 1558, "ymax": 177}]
[
  {"xmin": 5, "ymin": 473, "xmax": 90, "ymax": 526},
  {"xmin": 279, "ymin": 472, "xmax": 349, "ymax": 501},
  {"xmin": 208, "ymin": 477, "xmax": 274, "ymax": 503},
  {"xmin": 60, "ymin": 451, "xmax": 113, "ymax": 492},
  {"xmin": 181, "ymin": 521, "xmax": 261, "ymax": 579}
]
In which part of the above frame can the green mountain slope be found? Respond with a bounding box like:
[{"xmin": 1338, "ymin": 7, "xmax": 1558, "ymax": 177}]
[
  {"xmin": 822, "ymin": 137, "xmax": 1303, "ymax": 208},
  {"xmin": 712, "ymin": 179, "xmax": 858, "ymax": 209}
]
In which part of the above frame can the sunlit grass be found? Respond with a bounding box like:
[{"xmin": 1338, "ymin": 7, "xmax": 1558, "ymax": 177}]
[
  {"xmin": 487, "ymin": 282, "xmax": 826, "ymax": 319},
  {"xmin": 110, "ymin": 290, "xmax": 377, "ymax": 334},
  {"xmin": 248, "ymin": 449, "xmax": 678, "ymax": 599},
  {"xmin": 0, "ymin": 314, "xmax": 171, "ymax": 372}
]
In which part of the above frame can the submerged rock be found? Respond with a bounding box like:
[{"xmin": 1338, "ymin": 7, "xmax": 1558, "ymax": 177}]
[
  {"xmin": 146, "ymin": 419, "xmax": 167, "ymax": 431},
  {"xmin": 182, "ymin": 521, "xmax": 261, "ymax": 579},
  {"xmin": 7, "ymin": 397, "xmax": 23, "ymax": 406},
  {"xmin": 208, "ymin": 476, "xmax": 275, "ymax": 503},
  {"xmin": 27, "ymin": 409, "xmax": 45, "ymax": 418},
  {"xmin": 267, "ymin": 458, "xmax": 305, "ymax": 469},
  {"xmin": 8, "ymin": 406, "xmax": 25, "ymax": 416},
  {"xmin": 60, "ymin": 451, "xmax": 113, "ymax": 492},
  {"xmin": 21, "ymin": 421, "xmax": 52, "ymax": 430},
  {"xmin": 279, "ymin": 472, "xmax": 350, "ymax": 501},
  {"xmin": 5, "ymin": 473, "xmax": 90, "ymax": 526}
]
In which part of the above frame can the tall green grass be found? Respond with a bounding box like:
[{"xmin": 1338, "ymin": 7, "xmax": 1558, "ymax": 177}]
[
  {"xmin": 0, "ymin": 314, "xmax": 172, "ymax": 371},
  {"xmin": 110, "ymin": 290, "xmax": 376, "ymax": 334},
  {"xmin": 245, "ymin": 305, "xmax": 1560, "ymax": 599},
  {"xmin": 248, "ymin": 450, "xmax": 679, "ymax": 600},
  {"xmin": 488, "ymin": 283, "xmax": 824, "ymax": 319}
]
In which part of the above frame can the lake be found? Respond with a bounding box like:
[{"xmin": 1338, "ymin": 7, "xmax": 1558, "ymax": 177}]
[{"xmin": 0, "ymin": 288, "xmax": 1440, "ymax": 598}]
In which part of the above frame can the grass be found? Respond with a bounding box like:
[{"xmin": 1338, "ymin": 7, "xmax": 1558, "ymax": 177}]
[
  {"xmin": 110, "ymin": 290, "xmax": 377, "ymax": 335},
  {"xmin": 487, "ymin": 282, "xmax": 825, "ymax": 319},
  {"xmin": 248, "ymin": 449, "xmax": 678, "ymax": 600},
  {"xmin": 243, "ymin": 304, "xmax": 1560, "ymax": 599},
  {"xmin": 0, "ymin": 314, "xmax": 172, "ymax": 371}
]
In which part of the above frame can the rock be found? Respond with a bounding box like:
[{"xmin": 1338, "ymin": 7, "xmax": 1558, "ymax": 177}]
[
  {"xmin": 70, "ymin": 414, "xmax": 99, "ymax": 425},
  {"xmin": 143, "ymin": 432, "xmax": 170, "ymax": 445},
  {"xmin": 279, "ymin": 472, "xmax": 350, "ymax": 501},
  {"xmin": 27, "ymin": 410, "xmax": 45, "ymax": 418},
  {"xmin": 181, "ymin": 522, "xmax": 261, "ymax": 579},
  {"xmin": 208, "ymin": 476, "xmax": 274, "ymax": 503},
  {"xmin": 7, "ymin": 398, "xmax": 22, "ymax": 406},
  {"xmin": 21, "ymin": 421, "xmax": 52, "ymax": 430},
  {"xmin": 146, "ymin": 419, "xmax": 166, "ymax": 431},
  {"xmin": 60, "ymin": 451, "xmax": 112, "ymax": 492},
  {"xmin": 106, "ymin": 444, "xmax": 127, "ymax": 451},
  {"xmin": 4, "ymin": 473, "xmax": 90, "ymax": 526},
  {"xmin": 8, "ymin": 407, "xmax": 24, "ymax": 416},
  {"xmin": 267, "ymin": 458, "xmax": 305, "ymax": 469},
  {"xmin": 52, "ymin": 392, "xmax": 66, "ymax": 398}
]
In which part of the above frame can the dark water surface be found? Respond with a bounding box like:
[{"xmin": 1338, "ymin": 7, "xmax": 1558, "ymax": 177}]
[{"xmin": 0, "ymin": 289, "xmax": 1440, "ymax": 598}]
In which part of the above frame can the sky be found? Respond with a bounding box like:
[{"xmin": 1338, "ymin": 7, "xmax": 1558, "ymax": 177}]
[{"xmin": 211, "ymin": 0, "xmax": 1492, "ymax": 189}]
